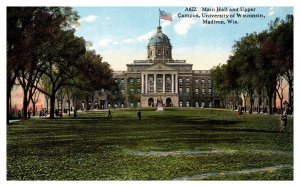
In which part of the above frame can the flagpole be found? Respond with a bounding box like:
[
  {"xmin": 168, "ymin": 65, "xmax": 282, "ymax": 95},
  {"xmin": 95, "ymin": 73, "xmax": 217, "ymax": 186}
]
[{"xmin": 158, "ymin": 9, "xmax": 160, "ymax": 27}]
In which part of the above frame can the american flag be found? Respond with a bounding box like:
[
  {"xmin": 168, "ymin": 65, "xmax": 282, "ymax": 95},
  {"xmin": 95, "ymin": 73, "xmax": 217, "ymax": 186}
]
[{"xmin": 160, "ymin": 10, "xmax": 172, "ymax": 21}]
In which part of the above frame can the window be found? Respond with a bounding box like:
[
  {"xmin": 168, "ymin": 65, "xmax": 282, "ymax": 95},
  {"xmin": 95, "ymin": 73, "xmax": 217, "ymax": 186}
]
[
  {"xmin": 201, "ymin": 79, "xmax": 205, "ymax": 83},
  {"xmin": 121, "ymin": 89, "xmax": 125, "ymax": 95},
  {"xmin": 114, "ymin": 79, "xmax": 118, "ymax": 83},
  {"xmin": 195, "ymin": 88, "xmax": 199, "ymax": 94},
  {"xmin": 130, "ymin": 88, "xmax": 134, "ymax": 94},
  {"xmin": 179, "ymin": 101, "xmax": 183, "ymax": 107},
  {"xmin": 158, "ymin": 50, "xmax": 161, "ymax": 55},
  {"xmin": 209, "ymin": 88, "xmax": 212, "ymax": 94},
  {"xmin": 186, "ymin": 87, "xmax": 189, "ymax": 93},
  {"xmin": 186, "ymin": 101, "xmax": 190, "ymax": 107},
  {"xmin": 195, "ymin": 79, "xmax": 199, "ymax": 84},
  {"xmin": 179, "ymin": 87, "xmax": 183, "ymax": 92},
  {"xmin": 121, "ymin": 79, "xmax": 124, "ymax": 84},
  {"xmin": 179, "ymin": 78, "xmax": 183, "ymax": 84},
  {"xmin": 137, "ymin": 89, "xmax": 140, "ymax": 93},
  {"xmin": 202, "ymin": 88, "xmax": 205, "ymax": 94},
  {"xmin": 130, "ymin": 79, "xmax": 134, "ymax": 84},
  {"xmin": 208, "ymin": 79, "xmax": 211, "ymax": 84},
  {"xmin": 186, "ymin": 78, "xmax": 189, "ymax": 84},
  {"xmin": 166, "ymin": 50, "xmax": 169, "ymax": 56},
  {"xmin": 137, "ymin": 78, "xmax": 140, "ymax": 83}
]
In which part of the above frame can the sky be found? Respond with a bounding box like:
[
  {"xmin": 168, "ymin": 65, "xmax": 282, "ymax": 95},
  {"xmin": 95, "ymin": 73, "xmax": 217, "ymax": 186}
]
[{"xmin": 73, "ymin": 6, "xmax": 293, "ymax": 71}]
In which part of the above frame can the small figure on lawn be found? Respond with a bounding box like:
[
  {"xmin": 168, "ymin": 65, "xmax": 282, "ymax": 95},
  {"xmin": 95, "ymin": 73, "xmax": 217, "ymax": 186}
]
[
  {"xmin": 237, "ymin": 105, "xmax": 243, "ymax": 115},
  {"xmin": 280, "ymin": 110, "xmax": 288, "ymax": 133},
  {"xmin": 17, "ymin": 111, "xmax": 22, "ymax": 119},
  {"xmin": 137, "ymin": 110, "xmax": 141, "ymax": 121},
  {"xmin": 108, "ymin": 109, "xmax": 112, "ymax": 119},
  {"xmin": 55, "ymin": 109, "xmax": 59, "ymax": 118}
]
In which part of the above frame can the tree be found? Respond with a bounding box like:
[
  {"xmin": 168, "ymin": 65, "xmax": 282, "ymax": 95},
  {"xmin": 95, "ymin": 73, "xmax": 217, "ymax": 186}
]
[
  {"xmin": 38, "ymin": 30, "xmax": 86, "ymax": 118},
  {"xmin": 7, "ymin": 7, "xmax": 80, "ymax": 119},
  {"xmin": 269, "ymin": 15, "xmax": 293, "ymax": 108},
  {"xmin": 76, "ymin": 50, "xmax": 113, "ymax": 111},
  {"xmin": 232, "ymin": 33, "xmax": 261, "ymax": 113}
]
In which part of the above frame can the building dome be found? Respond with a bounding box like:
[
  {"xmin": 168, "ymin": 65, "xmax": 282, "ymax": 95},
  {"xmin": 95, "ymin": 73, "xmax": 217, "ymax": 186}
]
[{"xmin": 148, "ymin": 26, "xmax": 171, "ymax": 47}]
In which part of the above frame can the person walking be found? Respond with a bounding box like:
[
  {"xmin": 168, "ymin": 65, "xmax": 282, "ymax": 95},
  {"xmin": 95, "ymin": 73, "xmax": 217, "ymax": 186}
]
[
  {"xmin": 108, "ymin": 109, "xmax": 112, "ymax": 119},
  {"xmin": 137, "ymin": 110, "xmax": 141, "ymax": 121},
  {"xmin": 280, "ymin": 109, "xmax": 288, "ymax": 133}
]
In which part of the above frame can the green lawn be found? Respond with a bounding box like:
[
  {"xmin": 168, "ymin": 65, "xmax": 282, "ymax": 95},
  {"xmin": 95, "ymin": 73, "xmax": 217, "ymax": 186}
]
[{"xmin": 7, "ymin": 108, "xmax": 293, "ymax": 180}]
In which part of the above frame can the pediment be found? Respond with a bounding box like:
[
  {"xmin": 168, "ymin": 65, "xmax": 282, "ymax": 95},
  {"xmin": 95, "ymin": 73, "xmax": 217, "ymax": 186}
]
[{"xmin": 143, "ymin": 62, "xmax": 176, "ymax": 71}]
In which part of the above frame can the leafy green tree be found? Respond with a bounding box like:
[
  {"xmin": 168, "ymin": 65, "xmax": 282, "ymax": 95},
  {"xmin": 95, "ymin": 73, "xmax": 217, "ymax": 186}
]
[
  {"xmin": 232, "ymin": 33, "xmax": 262, "ymax": 113},
  {"xmin": 268, "ymin": 15, "xmax": 293, "ymax": 108},
  {"xmin": 38, "ymin": 30, "xmax": 86, "ymax": 118},
  {"xmin": 75, "ymin": 50, "xmax": 113, "ymax": 111},
  {"xmin": 7, "ymin": 7, "xmax": 80, "ymax": 119}
]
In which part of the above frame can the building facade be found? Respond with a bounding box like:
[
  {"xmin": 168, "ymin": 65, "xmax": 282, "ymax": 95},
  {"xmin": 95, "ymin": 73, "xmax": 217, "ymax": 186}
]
[{"xmin": 111, "ymin": 25, "xmax": 221, "ymax": 108}]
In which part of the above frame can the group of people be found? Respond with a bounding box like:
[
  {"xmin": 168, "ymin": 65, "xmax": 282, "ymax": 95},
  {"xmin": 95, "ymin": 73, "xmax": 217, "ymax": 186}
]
[
  {"xmin": 107, "ymin": 109, "xmax": 142, "ymax": 121},
  {"xmin": 39, "ymin": 108, "xmax": 48, "ymax": 117}
]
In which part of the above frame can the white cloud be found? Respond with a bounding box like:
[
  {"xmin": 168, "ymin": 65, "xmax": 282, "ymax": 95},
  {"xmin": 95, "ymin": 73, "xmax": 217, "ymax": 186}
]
[
  {"xmin": 174, "ymin": 18, "xmax": 196, "ymax": 35},
  {"xmin": 137, "ymin": 30, "xmax": 156, "ymax": 42},
  {"xmin": 268, "ymin": 7, "xmax": 276, "ymax": 16},
  {"xmin": 79, "ymin": 15, "xmax": 97, "ymax": 23},
  {"xmin": 122, "ymin": 38, "xmax": 135, "ymax": 44},
  {"xmin": 268, "ymin": 11, "xmax": 275, "ymax": 16},
  {"xmin": 98, "ymin": 38, "xmax": 112, "ymax": 47},
  {"xmin": 174, "ymin": 7, "xmax": 204, "ymax": 35}
]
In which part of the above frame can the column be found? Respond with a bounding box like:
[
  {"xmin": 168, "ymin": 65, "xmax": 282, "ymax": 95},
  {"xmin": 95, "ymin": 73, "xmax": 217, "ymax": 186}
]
[
  {"xmin": 154, "ymin": 74, "xmax": 157, "ymax": 93},
  {"xmin": 141, "ymin": 73, "xmax": 144, "ymax": 93},
  {"xmin": 145, "ymin": 74, "xmax": 148, "ymax": 93},
  {"xmin": 175, "ymin": 74, "xmax": 178, "ymax": 93},
  {"xmin": 171, "ymin": 73, "xmax": 174, "ymax": 93},
  {"xmin": 163, "ymin": 74, "xmax": 165, "ymax": 93}
]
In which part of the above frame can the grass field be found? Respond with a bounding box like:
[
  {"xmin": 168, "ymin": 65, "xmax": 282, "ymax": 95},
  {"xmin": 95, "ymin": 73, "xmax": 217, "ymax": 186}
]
[{"xmin": 7, "ymin": 108, "xmax": 293, "ymax": 180}]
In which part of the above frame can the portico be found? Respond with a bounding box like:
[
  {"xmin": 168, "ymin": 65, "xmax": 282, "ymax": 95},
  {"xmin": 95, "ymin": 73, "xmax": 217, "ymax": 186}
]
[{"xmin": 140, "ymin": 62, "xmax": 179, "ymax": 107}]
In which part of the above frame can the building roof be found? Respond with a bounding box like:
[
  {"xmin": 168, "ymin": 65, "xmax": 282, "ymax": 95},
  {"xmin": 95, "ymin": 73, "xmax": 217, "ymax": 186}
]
[{"xmin": 148, "ymin": 26, "xmax": 171, "ymax": 47}]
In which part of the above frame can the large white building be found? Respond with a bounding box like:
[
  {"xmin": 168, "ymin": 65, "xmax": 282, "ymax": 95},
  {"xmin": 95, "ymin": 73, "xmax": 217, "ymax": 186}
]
[{"xmin": 109, "ymin": 25, "xmax": 220, "ymax": 108}]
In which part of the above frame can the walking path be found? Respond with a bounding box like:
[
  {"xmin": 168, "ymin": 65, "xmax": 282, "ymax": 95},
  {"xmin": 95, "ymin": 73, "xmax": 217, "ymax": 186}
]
[
  {"xmin": 127, "ymin": 149, "xmax": 292, "ymax": 156},
  {"xmin": 174, "ymin": 164, "xmax": 292, "ymax": 180},
  {"xmin": 8, "ymin": 120, "xmax": 20, "ymax": 123}
]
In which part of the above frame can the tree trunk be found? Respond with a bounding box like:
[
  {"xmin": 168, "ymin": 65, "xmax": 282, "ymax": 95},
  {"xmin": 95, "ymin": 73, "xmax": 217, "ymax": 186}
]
[
  {"xmin": 60, "ymin": 97, "xmax": 63, "ymax": 115},
  {"xmin": 242, "ymin": 93, "xmax": 247, "ymax": 113},
  {"xmin": 22, "ymin": 95, "xmax": 29, "ymax": 119},
  {"xmin": 273, "ymin": 91, "xmax": 277, "ymax": 114},
  {"xmin": 73, "ymin": 99, "xmax": 77, "ymax": 118},
  {"xmin": 289, "ymin": 86, "xmax": 293, "ymax": 109},
  {"xmin": 7, "ymin": 87, "xmax": 11, "ymax": 123},
  {"xmin": 280, "ymin": 98, "xmax": 283, "ymax": 114},
  {"xmin": 257, "ymin": 92, "xmax": 261, "ymax": 114},
  {"xmin": 68, "ymin": 100, "xmax": 71, "ymax": 116},
  {"xmin": 85, "ymin": 96, "xmax": 89, "ymax": 112},
  {"xmin": 250, "ymin": 95, "xmax": 254, "ymax": 114},
  {"xmin": 49, "ymin": 93, "xmax": 56, "ymax": 119},
  {"xmin": 32, "ymin": 102, "xmax": 36, "ymax": 116}
]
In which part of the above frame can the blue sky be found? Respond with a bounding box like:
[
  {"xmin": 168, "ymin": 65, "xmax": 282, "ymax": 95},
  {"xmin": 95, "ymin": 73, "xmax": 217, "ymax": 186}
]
[{"xmin": 73, "ymin": 7, "xmax": 293, "ymax": 71}]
